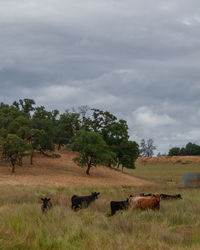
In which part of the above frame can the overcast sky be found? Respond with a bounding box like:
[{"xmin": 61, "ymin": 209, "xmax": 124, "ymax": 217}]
[{"xmin": 1, "ymin": 0, "xmax": 200, "ymax": 154}]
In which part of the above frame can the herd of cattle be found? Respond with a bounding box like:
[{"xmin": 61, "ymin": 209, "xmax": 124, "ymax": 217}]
[{"xmin": 41, "ymin": 192, "xmax": 182, "ymax": 215}]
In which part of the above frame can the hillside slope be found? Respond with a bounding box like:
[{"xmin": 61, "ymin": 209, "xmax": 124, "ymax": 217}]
[{"xmin": 0, "ymin": 150, "xmax": 153, "ymax": 187}]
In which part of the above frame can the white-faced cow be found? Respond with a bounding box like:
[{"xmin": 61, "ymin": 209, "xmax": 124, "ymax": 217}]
[{"xmin": 129, "ymin": 194, "xmax": 161, "ymax": 210}]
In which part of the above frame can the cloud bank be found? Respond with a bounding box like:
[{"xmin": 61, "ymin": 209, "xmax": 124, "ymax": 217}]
[{"xmin": 1, "ymin": 0, "xmax": 200, "ymax": 153}]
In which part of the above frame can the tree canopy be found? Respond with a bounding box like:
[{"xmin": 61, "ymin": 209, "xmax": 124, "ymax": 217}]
[
  {"xmin": 71, "ymin": 130, "xmax": 115, "ymax": 175},
  {"xmin": 168, "ymin": 142, "xmax": 200, "ymax": 156},
  {"xmin": 0, "ymin": 99, "xmax": 139, "ymax": 174}
]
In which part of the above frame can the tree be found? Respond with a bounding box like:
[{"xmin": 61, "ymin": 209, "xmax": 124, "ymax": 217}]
[
  {"xmin": 185, "ymin": 142, "xmax": 200, "ymax": 155},
  {"xmin": 119, "ymin": 140, "xmax": 139, "ymax": 171},
  {"xmin": 0, "ymin": 102, "xmax": 34, "ymax": 165},
  {"xmin": 90, "ymin": 109, "xmax": 117, "ymax": 132},
  {"xmin": 85, "ymin": 109, "xmax": 129, "ymax": 167},
  {"xmin": 13, "ymin": 99, "xmax": 35, "ymax": 118},
  {"xmin": 54, "ymin": 111, "xmax": 80, "ymax": 149},
  {"xmin": 32, "ymin": 106, "xmax": 56, "ymax": 154},
  {"xmin": 28, "ymin": 129, "xmax": 44, "ymax": 164},
  {"xmin": 0, "ymin": 103, "xmax": 23, "ymax": 129},
  {"xmin": 71, "ymin": 130, "xmax": 115, "ymax": 175},
  {"xmin": 102, "ymin": 119, "xmax": 129, "ymax": 167},
  {"xmin": 140, "ymin": 138, "xmax": 156, "ymax": 157},
  {"xmin": 0, "ymin": 134, "xmax": 30, "ymax": 173},
  {"xmin": 168, "ymin": 147, "xmax": 181, "ymax": 156},
  {"xmin": 168, "ymin": 142, "xmax": 200, "ymax": 156},
  {"xmin": 77, "ymin": 105, "xmax": 90, "ymax": 129}
]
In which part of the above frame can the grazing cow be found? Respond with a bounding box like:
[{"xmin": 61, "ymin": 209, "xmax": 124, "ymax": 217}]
[
  {"xmin": 71, "ymin": 192, "xmax": 100, "ymax": 210},
  {"xmin": 129, "ymin": 194, "xmax": 160, "ymax": 211},
  {"xmin": 110, "ymin": 198, "xmax": 129, "ymax": 216},
  {"xmin": 128, "ymin": 196, "xmax": 145, "ymax": 209},
  {"xmin": 160, "ymin": 193, "xmax": 182, "ymax": 200},
  {"xmin": 41, "ymin": 198, "xmax": 52, "ymax": 213}
]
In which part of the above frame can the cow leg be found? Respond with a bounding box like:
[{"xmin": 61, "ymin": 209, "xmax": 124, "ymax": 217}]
[
  {"xmin": 111, "ymin": 209, "xmax": 115, "ymax": 216},
  {"xmin": 72, "ymin": 204, "xmax": 79, "ymax": 210},
  {"xmin": 71, "ymin": 204, "xmax": 75, "ymax": 210},
  {"xmin": 75, "ymin": 205, "xmax": 80, "ymax": 210}
]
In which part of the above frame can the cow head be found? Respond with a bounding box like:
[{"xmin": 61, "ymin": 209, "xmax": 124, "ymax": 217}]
[
  {"xmin": 41, "ymin": 198, "xmax": 51, "ymax": 209},
  {"xmin": 153, "ymin": 193, "xmax": 161, "ymax": 200},
  {"xmin": 176, "ymin": 194, "xmax": 182, "ymax": 199},
  {"xmin": 91, "ymin": 192, "xmax": 100, "ymax": 199}
]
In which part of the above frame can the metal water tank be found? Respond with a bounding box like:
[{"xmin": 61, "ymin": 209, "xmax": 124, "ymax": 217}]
[{"xmin": 183, "ymin": 173, "xmax": 200, "ymax": 188}]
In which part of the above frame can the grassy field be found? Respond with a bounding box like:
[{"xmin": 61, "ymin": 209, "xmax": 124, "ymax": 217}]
[
  {"xmin": 0, "ymin": 160, "xmax": 200, "ymax": 249},
  {"xmin": 127, "ymin": 160, "xmax": 200, "ymax": 186}
]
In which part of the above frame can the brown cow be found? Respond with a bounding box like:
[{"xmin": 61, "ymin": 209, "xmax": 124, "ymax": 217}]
[{"xmin": 129, "ymin": 194, "xmax": 160, "ymax": 210}]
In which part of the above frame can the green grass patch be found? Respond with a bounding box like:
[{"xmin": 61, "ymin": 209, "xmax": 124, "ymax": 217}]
[{"xmin": 125, "ymin": 161, "xmax": 200, "ymax": 186}]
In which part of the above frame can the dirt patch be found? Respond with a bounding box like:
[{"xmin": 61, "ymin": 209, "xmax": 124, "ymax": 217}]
[{"xmin": 0, "ymin": 150, "xmax": 153, "ymax": 187}]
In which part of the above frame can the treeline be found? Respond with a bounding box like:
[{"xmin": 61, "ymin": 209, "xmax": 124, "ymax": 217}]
[
  {"xmin": 168, "ymin": 142, "xmax": 200, "ymax": 156},
  {"xmin": 0, "ymin": 99, "xmax": 139, "ymax": 174}
]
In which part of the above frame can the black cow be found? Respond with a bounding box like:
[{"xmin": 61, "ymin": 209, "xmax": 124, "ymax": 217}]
[
  {"xmin": 160, "ymin": 194, "xmax": 182, "ymax": 200},
  {"xmin": 41, "ymin": 198, "xmax": 52, "ymax": 213},
  {"xmin": 139, "ymin": 193, "xmax": 153, "ymax": 197},
  {"xmin": 110, "ymin": 199, "xmax": 129, "ymax": 216},
  {"xmin": 71, "ymin": 192, "xmax": 100, "ymax": 210}
]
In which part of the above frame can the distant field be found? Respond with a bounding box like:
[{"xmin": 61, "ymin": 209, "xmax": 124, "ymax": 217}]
[
  {"xmin": 127, "ymin": 156, "xmax": 200, "ymax": 186},
  {"xmin": 0, "ymin": 154, "xmax": 200, "ymax": 249}
]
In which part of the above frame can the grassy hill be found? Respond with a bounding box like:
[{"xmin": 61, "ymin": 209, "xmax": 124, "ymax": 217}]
[{"xmin": 0, "ymin": 149, "xmax": 153, "ymax": 187}]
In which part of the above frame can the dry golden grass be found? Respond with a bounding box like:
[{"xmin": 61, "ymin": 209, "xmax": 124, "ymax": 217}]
[
  {"xmin": 136, "ymin": 155, "xmax": 200, "ymax": 164},
  {"xmin": 0, "ymin": 149, "xmax": 153, "ymax": 187},
  {"xmin": 1, "ymin": 155, "xmax": 200, "ymax": 249},
  {"xmin": 0, "ymin": 185, "xmax": 200, "ymax": 250}
]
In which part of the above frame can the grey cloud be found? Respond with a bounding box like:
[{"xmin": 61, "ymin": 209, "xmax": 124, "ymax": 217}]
[{"xmin": 1, "ymin": 0, "xmax": 200, "ymax": 153}]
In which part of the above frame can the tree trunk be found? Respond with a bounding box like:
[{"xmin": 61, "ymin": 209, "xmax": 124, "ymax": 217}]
[
  {"xmin": 18, "ymin": 156, "xmax": 23, "ymax": 166},
  {"xmin": 86, "ymin": 164, "xmax": 91, "ymax": 175},
  {"xmin": 11, "ymin": 160, "xmax": 15, "ymax": 173},
  {"xmin": 30, "ymin": 152, "xmax": 34, "ymax": 165},
  {"xmin": 107, "ymin": 162, "xmax": 111, "ymax": 168},
  {"xmin": 58, "ymin": 144, "xmax": 61, "ymax": 150},
  {"xmin": 12, "ymin": 165, "xmax": 15, "ymax": 173}
]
